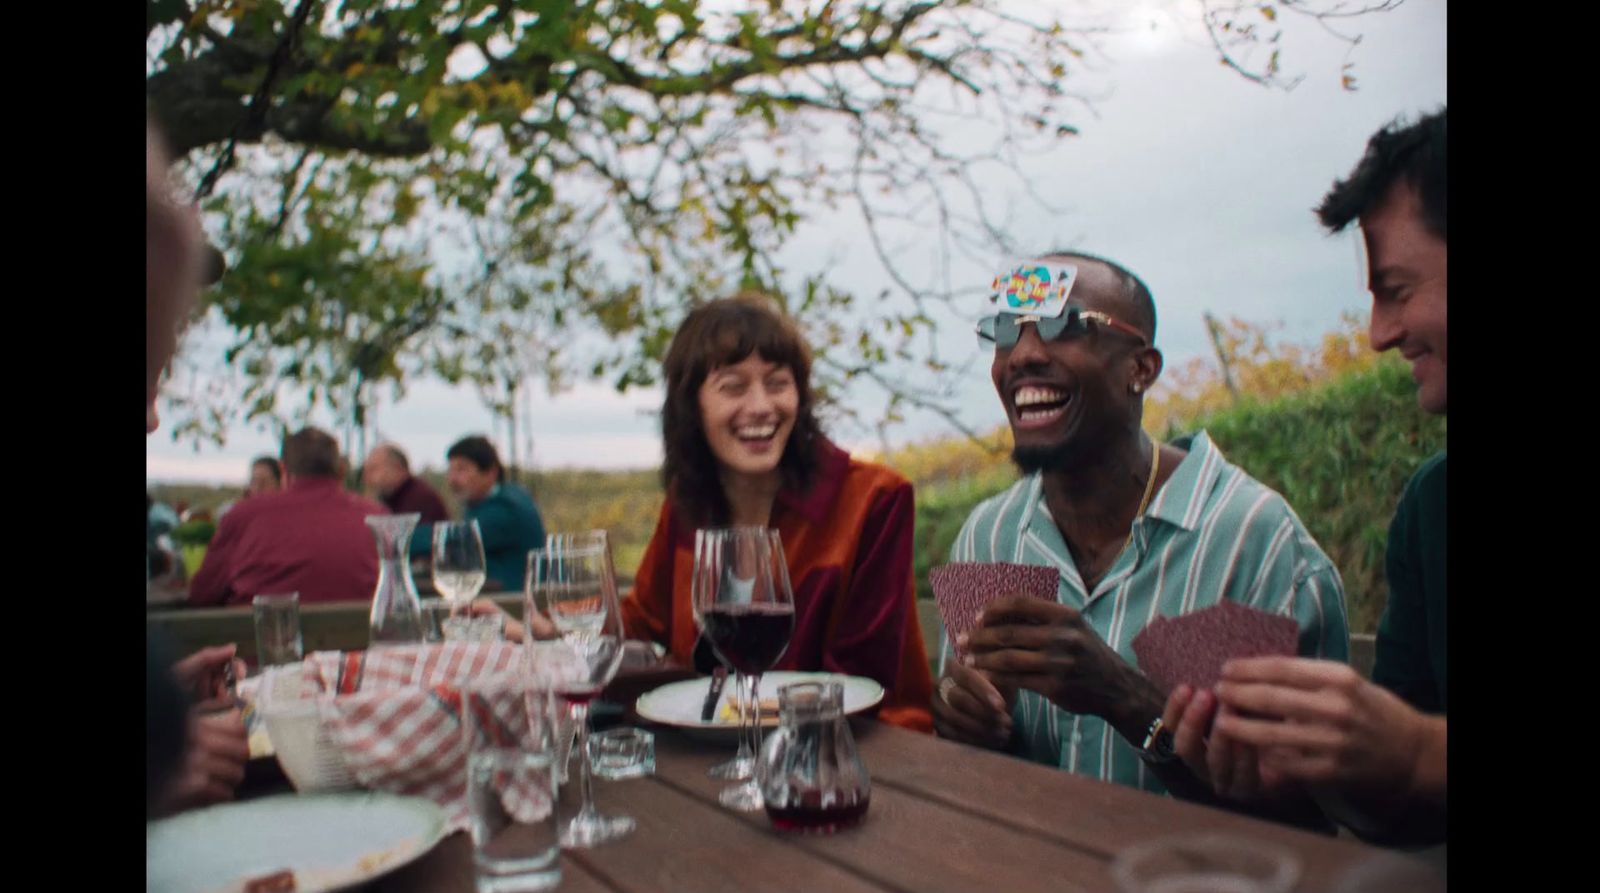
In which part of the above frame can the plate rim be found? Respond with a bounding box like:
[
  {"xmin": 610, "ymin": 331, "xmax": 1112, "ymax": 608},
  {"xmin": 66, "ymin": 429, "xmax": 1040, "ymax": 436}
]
[
  {"xmin": 634, "ymin": 670, "xmax": 885, "ymax": 730},
  {"xmin": 146, "ymin": 790, "xmax": 447, "ymax": 893}
]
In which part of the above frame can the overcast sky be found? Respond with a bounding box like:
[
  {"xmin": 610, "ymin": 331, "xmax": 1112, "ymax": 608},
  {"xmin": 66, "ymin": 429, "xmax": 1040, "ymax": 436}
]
[{"xmin": 147, "ymin": 0, "xmax": 1446, "ymax": 485}]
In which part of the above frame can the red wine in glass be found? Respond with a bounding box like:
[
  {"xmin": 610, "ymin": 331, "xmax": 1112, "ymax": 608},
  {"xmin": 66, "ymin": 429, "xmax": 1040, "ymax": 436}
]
[
  {"xmin": 765, "ymin": 796, "xmax": 870, "ymax": 833},
  {"xmin": 558, "ymin": 683, "xmax": 604, "ymax": 707},
  {"xmin": 701, "ymin": 604, "xmax": 795, "ymax": 674}
]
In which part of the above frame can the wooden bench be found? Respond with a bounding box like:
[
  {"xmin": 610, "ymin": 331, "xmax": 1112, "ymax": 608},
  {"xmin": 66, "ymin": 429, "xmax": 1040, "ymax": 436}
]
[{"xmin": 147, "ymin": 594, "xmax": 527, "ymax": 666}]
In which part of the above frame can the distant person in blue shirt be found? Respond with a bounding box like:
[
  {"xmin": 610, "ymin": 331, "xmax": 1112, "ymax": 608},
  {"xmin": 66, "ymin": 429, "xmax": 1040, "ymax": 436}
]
[{"xmin": 412, "ymin": 435, "xmax": 546, "ymax": 592}]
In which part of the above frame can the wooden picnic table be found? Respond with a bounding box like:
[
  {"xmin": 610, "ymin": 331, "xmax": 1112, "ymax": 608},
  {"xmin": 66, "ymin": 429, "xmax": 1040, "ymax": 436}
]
[{"xmin": 349, "ymin": 719, "xmax": 1406, "ymax": 893}]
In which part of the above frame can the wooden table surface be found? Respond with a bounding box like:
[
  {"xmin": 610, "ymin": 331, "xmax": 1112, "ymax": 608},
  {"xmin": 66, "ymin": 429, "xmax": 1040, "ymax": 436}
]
[{"xmin": 360, "ymin": 719, "xmax": 1416, "ymax": 893}]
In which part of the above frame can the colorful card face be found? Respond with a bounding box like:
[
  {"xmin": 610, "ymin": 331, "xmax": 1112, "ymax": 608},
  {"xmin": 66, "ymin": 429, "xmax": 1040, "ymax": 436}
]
[
  {"xmin": 930, "ymin": 562, "xmax": 1060, "ymax": 655},
  {"xmin": 1131, "ymin": 600, "xmax": 1300, "ymax": 694},
  {"xmin": 990, "ymin": 260, "xmax": 1078, "ymax": 318}
]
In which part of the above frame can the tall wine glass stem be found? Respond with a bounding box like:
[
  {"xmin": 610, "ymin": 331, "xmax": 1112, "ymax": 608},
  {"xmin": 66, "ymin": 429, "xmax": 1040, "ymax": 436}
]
[
  {"xmin": 735, "ymin": 670, "xmax": 755, "ymax": 762},
  {"xmin": 707, "ymin": 668, "xmax": 754, "ymax": 780},
  {"xmin": 570, "ymin": 700, "xmax": 597, "ymax": 821},
  {"xmin": 746, "ymin": 672, "xmax": 763, "ymax": 776}
]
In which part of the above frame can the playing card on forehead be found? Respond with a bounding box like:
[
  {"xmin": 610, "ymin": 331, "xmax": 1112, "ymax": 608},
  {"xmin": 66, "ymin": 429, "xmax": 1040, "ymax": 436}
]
[
  {"xmin": 1132, "ymin": 600, "xmax": 1300, "ymax": 694},
  {"xmin": 930, "ymin": 562, "xmax": 1060, "ymax": 654}
]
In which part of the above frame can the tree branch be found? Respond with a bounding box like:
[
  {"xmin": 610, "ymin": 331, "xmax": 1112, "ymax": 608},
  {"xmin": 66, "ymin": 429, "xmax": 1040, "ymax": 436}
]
[{"xmin": 194, "ymin": 0, "xmax": 321, "ymax": 199}]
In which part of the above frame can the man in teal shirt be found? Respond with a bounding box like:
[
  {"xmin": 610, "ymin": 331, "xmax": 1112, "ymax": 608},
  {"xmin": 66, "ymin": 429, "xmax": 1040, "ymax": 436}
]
[
  {"xmin": 412, "ymin": 435, "xmax": 546, "ymax": 593},
  {"xmin": 929, "ymin": 251, "xmax": 1347, "ymax": 833},
  {"xmin": 1169, "ymin": 108, "xmax": 1447, "ymax": 846}
]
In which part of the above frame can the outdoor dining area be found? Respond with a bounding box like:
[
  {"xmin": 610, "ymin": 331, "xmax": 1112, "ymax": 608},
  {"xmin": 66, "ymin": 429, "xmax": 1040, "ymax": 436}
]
[
  {"xmin": 146, "ymin": 515, "xmax": 1438, "ymax": 893},
  {"xmin": 146, "ymin": 3, "xmax": 1454, "ymax": 888}
]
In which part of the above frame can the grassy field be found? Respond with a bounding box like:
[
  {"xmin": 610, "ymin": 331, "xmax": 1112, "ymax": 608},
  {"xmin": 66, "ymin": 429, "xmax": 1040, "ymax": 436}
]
[{"xmin": 151, "ymin": 358, "xmax": 1441, "ymax": 634}]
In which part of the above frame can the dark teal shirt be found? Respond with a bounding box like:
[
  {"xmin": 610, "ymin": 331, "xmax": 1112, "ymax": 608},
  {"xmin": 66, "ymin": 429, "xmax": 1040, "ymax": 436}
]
[
  {"xmin": 411, "ymin": 482, "xmax": 546, "ymax": 593},
  {"xmin": 1372, "ymin": 452, "xmax": 1447, "ymax": 714}
]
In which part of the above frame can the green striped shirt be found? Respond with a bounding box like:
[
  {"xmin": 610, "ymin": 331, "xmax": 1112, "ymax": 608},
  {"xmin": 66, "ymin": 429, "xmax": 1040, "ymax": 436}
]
[{"xmin": 942, "ymin": 431, "xmax": 1349, "ymax": 795}]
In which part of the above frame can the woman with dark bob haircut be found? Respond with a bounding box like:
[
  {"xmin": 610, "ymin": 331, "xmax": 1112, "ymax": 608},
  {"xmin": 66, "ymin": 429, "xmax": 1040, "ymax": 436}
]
[{"xmin": 626, "ymin": 293, "xmax": 933, "ymax": 731}]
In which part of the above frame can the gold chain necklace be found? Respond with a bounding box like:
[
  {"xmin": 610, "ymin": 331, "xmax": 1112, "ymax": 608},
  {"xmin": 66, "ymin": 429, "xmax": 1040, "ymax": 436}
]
[{"xmin": 1121, "ymin": 436, "xmax": 1161, "ymax": 559}]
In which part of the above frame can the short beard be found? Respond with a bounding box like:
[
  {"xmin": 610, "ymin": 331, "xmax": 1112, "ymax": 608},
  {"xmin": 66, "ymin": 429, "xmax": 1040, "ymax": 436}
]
[{"xmin": 1011, "ymin": 441, "xmax": 1078, "ymax": 476}]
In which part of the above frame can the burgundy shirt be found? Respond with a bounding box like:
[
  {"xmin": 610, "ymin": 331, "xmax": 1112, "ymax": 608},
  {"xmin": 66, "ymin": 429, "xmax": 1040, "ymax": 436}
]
[
  {"xmin": 382, "ymin": 475, "xmax": 450, "ymax": 525},
  {"xmin": 188, "ymin": 478, "xmax": 389, "ymax": 607}
]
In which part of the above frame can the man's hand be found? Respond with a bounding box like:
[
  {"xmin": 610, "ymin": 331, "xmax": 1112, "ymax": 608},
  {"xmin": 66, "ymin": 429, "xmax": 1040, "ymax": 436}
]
[
  {"xmin": 468, "ymin": 598, "xmax": 557, "ymax": 643},
  {"xmin": 1214, "ymin": 657, "xmax": 1445, "ymax": 804},
  {"xmin": 1162, "ymin": 684, "xmax": 1288, "ymax": 803},
  {"xmin": 170, "ymin": 645, "xmax": 246, "ymax": 710},
  {"xmin": 156, "ymin": 709, "xmax": 249, "ymax": 815},
  {"xmin": 930, "ymin": 662, "xmax": 1015, "ymax": 750},
  {"xmin": 960, "ymin": 597, "xmax": 1143, "ymax": 720}
]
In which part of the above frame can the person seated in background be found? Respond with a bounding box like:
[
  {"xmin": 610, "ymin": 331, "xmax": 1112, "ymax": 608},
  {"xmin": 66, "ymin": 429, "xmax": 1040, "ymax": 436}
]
[
  {"xmin": 218, "ymin": 455, "xmax": 283, "ymax": 520},
  {"xmin": 189, "ymin": 427, "xmax": 388, "ymax": 606},
  {"xmin": 494, "ymin": 294, "xmax": 935, "ymax": 732},
  {"xmin": 410, "ymin": 435, "xmax": 544, "ymax": 592},
  {"xmin": 363, "ymin": 442, "xmax": 450, "ymax": 524},
  {"xmin": 247, "ymin": 455, "xmax": 282, "ymax": 498},
  {"xmin": 148, "ymin": 492, "xmax": 181, "ymax": 581},
  {"xmin": 146, "ymin": 116, "xmax": 248, "ymax": 816}
]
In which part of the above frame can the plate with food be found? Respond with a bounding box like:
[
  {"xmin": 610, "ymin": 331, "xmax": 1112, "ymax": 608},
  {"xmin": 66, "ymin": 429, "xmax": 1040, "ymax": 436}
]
[
  {"xmin": 145, "ymin": 791, "xmax": 446, "ymax": 893},
  {"xmin": 634, "ymin": 671, "xmax": 884, "ymax": 743}
]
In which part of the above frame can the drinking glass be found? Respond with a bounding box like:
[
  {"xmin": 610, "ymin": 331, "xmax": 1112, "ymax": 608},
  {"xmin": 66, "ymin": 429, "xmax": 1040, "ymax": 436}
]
[
  {"xmin": 691, "ymin": 526, "xmax": 795, "ymax": 811},
  {"xmin": 545, "ymin": 530, "xmax": 621, "ymax": 614},
  {"xmin": 252, "ymin": 593, "xmax": 303, "ymax": 666},
  {"xmin": 419, "ymin": 597, "xmax": 450, "ymax": 642},
  {"xmin": 462, "ymin": 673, "xmax": 562, "ymax": 893},
  {"xmin": 433, "ymin": 520, "xmax": 488, "ymax": 619},
  {"xmin": 1110, "ymin": 833, "xmax": 1301, "ymax": 893},
  {"xmin": 526, "ymin": 544, "xmax": 634, "ymax": 848}
]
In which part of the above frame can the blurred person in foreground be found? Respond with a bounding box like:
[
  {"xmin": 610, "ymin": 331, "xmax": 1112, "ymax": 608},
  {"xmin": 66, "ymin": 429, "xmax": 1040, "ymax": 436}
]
[{"xmin": 145, "ymin": 118, "xmax": 248, "ymax": 817}]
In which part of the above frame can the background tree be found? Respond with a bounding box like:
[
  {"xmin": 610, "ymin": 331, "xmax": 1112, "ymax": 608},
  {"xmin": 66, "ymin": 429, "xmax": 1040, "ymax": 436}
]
[{"xmin": 147, "ymin": 0, "xmax": 1401, "ymax": 449}]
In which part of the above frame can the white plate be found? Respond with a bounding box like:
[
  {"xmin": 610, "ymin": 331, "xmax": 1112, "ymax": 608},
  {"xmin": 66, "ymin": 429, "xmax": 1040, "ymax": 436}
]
[
  {"xmin": 635, "ymin": 671, "xmax": 884, "ymax": 744},
  {"xmin": 146, "ymin": 792, "xmax": 446, "ymax": 893}
]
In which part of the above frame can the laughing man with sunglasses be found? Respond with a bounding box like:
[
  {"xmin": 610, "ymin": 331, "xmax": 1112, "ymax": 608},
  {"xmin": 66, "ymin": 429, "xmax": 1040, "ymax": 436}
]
[{"xmin": 929, "ymin": 252, "xmax": 1350, "ymax": 830}]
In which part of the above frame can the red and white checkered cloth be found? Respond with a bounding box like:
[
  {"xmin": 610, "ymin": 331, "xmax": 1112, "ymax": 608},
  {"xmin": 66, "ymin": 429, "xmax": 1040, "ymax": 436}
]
[{"xmin": 291, "ymin": 641, "xmax": 531, "ymax": 831}]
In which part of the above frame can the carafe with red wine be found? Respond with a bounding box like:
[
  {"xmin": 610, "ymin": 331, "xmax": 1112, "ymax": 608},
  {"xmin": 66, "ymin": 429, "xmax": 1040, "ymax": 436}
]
[
  {"xmin": 692, "ymin": 525, "xmax": 796, "ymax": 811},
  {"xmin": 759, "ymin": 680, "xmax": 870, "ymax": 833}
]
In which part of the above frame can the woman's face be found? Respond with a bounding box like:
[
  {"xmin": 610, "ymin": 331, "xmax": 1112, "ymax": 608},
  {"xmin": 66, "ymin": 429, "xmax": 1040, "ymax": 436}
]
[
  {"xmin": 698, "ymin": 354, "xmax": 799, "ymax": 480},
  {"xmin": 247, "ymin": 464, "xmax": 280, "ymax": 497}
]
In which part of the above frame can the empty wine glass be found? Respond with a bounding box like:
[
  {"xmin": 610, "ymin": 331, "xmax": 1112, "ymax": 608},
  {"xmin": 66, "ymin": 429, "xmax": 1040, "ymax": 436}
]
[
  {"xmin": 692, "ymin": 526, "xmax": 795, "ymax": 811},
  {"xmin": 546, "ymin": 530, "xmax": 621, "ymax": 615},
  {"xmin": 527, "ymin": 544, "xmax": 634, "ymax": 848},
  {"xmin": 432, "ymin": 520, "xmax": 487, "ymax": 621}
]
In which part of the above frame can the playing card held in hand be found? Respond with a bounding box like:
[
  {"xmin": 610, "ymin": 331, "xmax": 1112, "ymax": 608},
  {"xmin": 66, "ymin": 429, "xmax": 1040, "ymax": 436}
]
[
  {"xmin": 929, "ymin": 562, "xmax": 1060, "ymax": 656},
  {"xmin": 1131, "ymin": 600, "xmax": 1299, "ymax": 694}
]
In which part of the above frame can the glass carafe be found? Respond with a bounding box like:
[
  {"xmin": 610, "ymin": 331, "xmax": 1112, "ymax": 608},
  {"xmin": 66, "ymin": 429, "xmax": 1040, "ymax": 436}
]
[
  {"xmin": 758, "ymin": 680, "xmax": 870, "ymax": 833},
  {"xmin": 367, "ymin": 513, "xmax": 424, "ymax": 647}
]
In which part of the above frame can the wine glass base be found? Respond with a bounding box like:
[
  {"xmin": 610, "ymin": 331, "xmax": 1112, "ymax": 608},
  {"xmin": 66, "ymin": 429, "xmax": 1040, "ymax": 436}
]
[
  {"xmin": 718, "ymin": 780, "xmax": 763, "ymax": 812},
  {"xmin": 560, "ymin": 814, "xmax": 636, "ymax": 849},
  {"xmin": 707, "ymin": 753, "xmax": 755, "ymax": 780}
]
